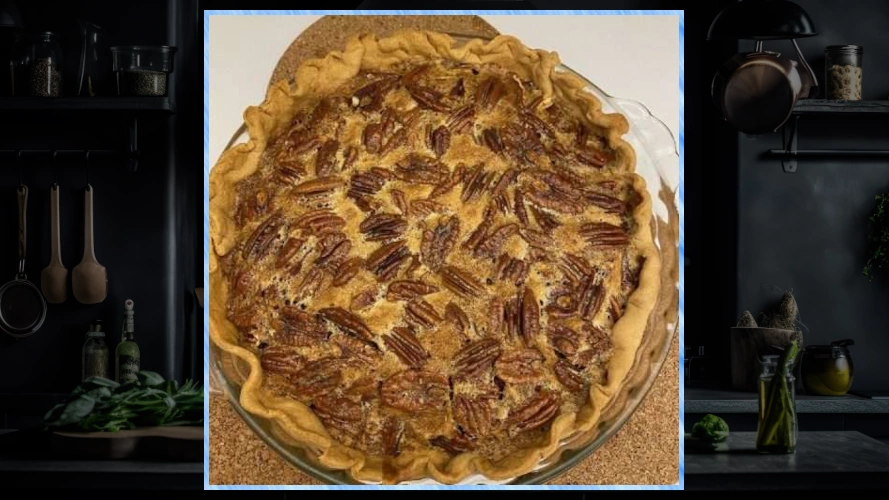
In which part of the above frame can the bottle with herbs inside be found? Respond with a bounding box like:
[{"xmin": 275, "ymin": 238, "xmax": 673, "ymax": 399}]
[
  {"xmin": 115, "ymin": 299, "xmax": 140, "ymax": 384},
  {"xmin": 81, "ymin": 320, "xmax": 108, "ymax": 381}
]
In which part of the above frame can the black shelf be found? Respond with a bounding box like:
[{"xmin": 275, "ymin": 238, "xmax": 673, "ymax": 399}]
[
  {"xmin": 0, "ymin": 96, "xmax": 173, "ymax": 112},
  {"xmin": 793, "ymin": 99, "xmax": 889, "ymax": 114}
]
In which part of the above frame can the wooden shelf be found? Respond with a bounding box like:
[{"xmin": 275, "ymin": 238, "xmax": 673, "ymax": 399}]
[
  {"xmin": 0, "ymin": 96, "xmax": 173, "ymax": 112},
  {"xmin": 793, "ymin": 99, "xmax": 889, "ymax": 114}
]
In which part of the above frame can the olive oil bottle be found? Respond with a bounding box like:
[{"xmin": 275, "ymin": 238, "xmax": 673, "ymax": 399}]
[{"xmin": 115, "ymin": 299, "xmax": 140, "ymax": 384}]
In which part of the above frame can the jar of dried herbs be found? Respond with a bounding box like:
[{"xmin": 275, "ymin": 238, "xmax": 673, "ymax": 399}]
[{"xmin": 82, "ymin": 320, "xmax": 109, "ymax": 381}]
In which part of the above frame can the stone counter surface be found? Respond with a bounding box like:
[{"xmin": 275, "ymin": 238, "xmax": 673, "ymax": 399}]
[
  {"xmin": 686, "ymin": 431, "xmax": 889, "ymax": 490},
  {"xmin": 686, "ymin": 387, "xmax": 889, "ymax": 414}
]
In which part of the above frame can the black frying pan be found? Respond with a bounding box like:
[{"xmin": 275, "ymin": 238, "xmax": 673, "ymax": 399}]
[{"xmin": 0, "ymin": 185, "xmax": 47, "ymax": 338}]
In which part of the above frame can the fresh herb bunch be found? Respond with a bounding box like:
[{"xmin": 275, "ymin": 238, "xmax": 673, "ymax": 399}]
[
  {"xmin": 864, "ymin": 193, "xmax": 889, "ymax": 281},
  {"xmin": 44, "ymin": 371, "xmax": 203, "ymax": 432}
]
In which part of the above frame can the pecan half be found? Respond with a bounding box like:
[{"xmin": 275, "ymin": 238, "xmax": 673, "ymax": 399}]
[
  {"xmin": 292, "ymin": 176, "xmax": 344, "ymax": 195},
  {"xmin": 453, "ymin": 338, "xmax": 501, "ymax": 379},
  {"xmin": 409, "ymin": 199, "xmax": 447, "ymax": 218},
  {"xmin": 382, "ymin": 418, "xmax": 405, "ymax": 456},
  {"xmin": 586, "ymin": 192, "xmax": 625, "ymax": 214},
  {"xmin": 420, "ymin": 216, "xmax": 460, "ymax": 270},
  {"xmin": 359, "ymin": 213, "xmax": 408, "ymax": 242},
  {"xmin": 462, "ymin": 206, "xmax": 495, "ymax": 252},
  {"xmin": 545, "ymin": 289, "xmax": 579, "ymax": 319},
  {"xmin": 292, "ymin": 209, "xmax": 346, "ymax": 236},
  {"xmin": 319, "ymin": 307, "xmax": 374, "ymax": 342},
  {"xmin": 444, "ymin": 302, "xmax": 472, "ymax": 337},
  {"xmin": 277, "ymin": 308, "xmax": 329, "ymax": 344},
  {"xmin": 276, "ymin": 237, "xmax": 306, "ymax": 269},
  {"xmin": 332, "ymin": 333, "xmax": 379, "ymax": 365},
  {"xmin": 519, "ymin": 288, "xmax": 540, "ymax": 347},
  {"xmin": 554, "ymin": 359, "xmax": 586, "ymax": 392},
  {"xmin": 348, "ymin": 168, "xmax": 392, "ymax": 199},
  {"xmin": 621, "ymin": 253, "xmax": 643, "ymax": 293},
  {"xmin": 407, "ymin": 84, "xmax": 450, "ymax": 112},
  {"xmin": 405, "ymin": 299, "xmax": 442, "ymax": 329},
  {"xmin": 353, "ymin": 75, "xmax": 399, "ymax": 110},
  {"xmin": 349, "ymin": 288, "xmax": 378, "ymax": 311},
  {"xmin": 446, "ymin": 104, "xmax": 475, "ymax": 133},
  {"xmin": 475, "ymin": 77, "xmax": 505, "ymax": 111},
  {"xmin": 384, "ymin": 326, "xmax": 429, "ymax": 369},
  {"xmin": 529, "ymin": 205, "xmax": 560, "ymax": 232},
  {"xmin": 578, "ymin": 278, "xmax": 605, "ymax": 320},
  {"xmin": 474, "ymin": 223, "xmax": 519, "ymax": 259},
  {"xmin": 494, "ymin": 255, "xmax": 528, "ymax": 286},
  {"xmin": 366, "ymin": 240, "xmax": 411, "ymax": 280},
  {"xmin": 394, "ymin": 155, "xmax": 449, "ymax": 185},
  {"xmin": 292, "ymin": 267, "xmax": 326, "ymax": 303},
  {"xmin": 260, "ymin": 346, "xmax": 305, "ymax": 377},
  {"xmin": 242, "ymin": 215, "xmax": 282, "ymax": 261},
  {"xmin": 293, "ymin": 357, "xmax": 342, "ymax": 398},
  {"xmin": 576, "ymin": 146, "xmax": 612, "ymax": 168},
  {"xmin": 381, "ymin": 370, "xmax": 450, "ymax": 412},
  {"xmin": 430, "ymin": 125, "xmax": 451, "ymax": 158},
  {"xmin": 581, "ymin": 222, "xmax": 630, "ymax": 249},
  {"xmin": 513, "ymin": 189, "xmax": 530, "ymax": 225},
  {"xmin": 391, "ymin": 189, "xmax": 408, "ymax": 215},
  {"xmin": 429, "ymin": 164, "xmax": 466, "ymax": 199},
  {"xmin": 341, "ymin": 145, "xmax": 358, "ymax": 170},
  {"xmin": 333, "ymin": 257, "xmax": 364, "ymax": 286},
  {"xmin": 548, "ymin": 325, "xmax": 580, "ymax": 356},
  {"xmin": 449, "ymin": 78, "xmax": 465, "ymax": 99},
  {"xmin": 526, "ymin": 184, "xmax": 583, "ymax": 215},
  {"xmin": 315, "ymin": 139, "xmax": 339, "ymax": 176},
  {"xmin": 380, "ymin": 127, "xmax": 408, "ymax": 155},
  {"xmin": 430, "ymin": 432, "xmax": 476, "ymax": 454},
  {"xmin": 315, "ymin": 232, "xmax": 351, "ymax": 271},
  {"xmin": 507, "ymin": 392, "xmax": 561, "ymax": 435},
  {"xmin": 439, "ymin": 265, "xmax": 485, "ymax": 298},
  {"xmin": 461, "ymin": 164, "xmax": 495, "ymax": 203},
  {"xmin": 313, "ymin": 394, "xmax": 363, "ymax": 439},
  {"xmin": 453, "ymin": 396, "xmax": 494, "ymax": 438},
  {"xmin": 495, "ymin": 349, "xmax": 545, "ymax": 383},
  {"xmin": 518, "ymin": 228, "xmax": 550, "ymax": 249},
  {"xmin": 487, "ymin": 297, "xmax": 505, "ymax": 337},
  {"xmin": 609, "ymin": 295, "xmax": 623, "ymax": 322},
  {"xmin": 482, "ymin": 127, "xmax": 504, "ymax": 154},
  {"xmin": 386, "ymin": 280, "xmax": 439, "ymax": 301},
  {"xmin": 560, "ymin": 253, "xmax": 594, "ymax": 283}
]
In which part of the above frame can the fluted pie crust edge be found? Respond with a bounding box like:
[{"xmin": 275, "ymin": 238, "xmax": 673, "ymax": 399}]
[{"xmin": 209, "ymin": 30, "xmax": 661, "ymax": 484}]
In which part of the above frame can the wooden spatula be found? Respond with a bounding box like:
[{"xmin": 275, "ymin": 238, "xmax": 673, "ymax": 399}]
[
  {"xmin": 41, "ymin": 185, "xmax": 67, "ymax": 304},
  {"xmin": 72, "ymin": 185, "xmax": 107, "ymax": 304}
]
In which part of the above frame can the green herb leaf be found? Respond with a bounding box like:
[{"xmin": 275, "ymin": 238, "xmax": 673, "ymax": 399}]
[{"xmin": 864, "ymin": 194, "xmax": 889, "ymax": 281}]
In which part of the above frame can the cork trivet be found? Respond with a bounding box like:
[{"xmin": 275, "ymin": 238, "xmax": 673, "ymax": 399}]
[{"xmin": 211, "ymin": 14, "xmax": 679, "ymax": 485}]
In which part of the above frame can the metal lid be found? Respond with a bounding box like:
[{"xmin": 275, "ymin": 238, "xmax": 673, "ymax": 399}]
[
  {"xmin": 825, "ymin": 45, "xmax": 863, "ymax": 54},
  {"xmin": 86, "ymin": 330, "xmax": 105, "ymax": 338}
]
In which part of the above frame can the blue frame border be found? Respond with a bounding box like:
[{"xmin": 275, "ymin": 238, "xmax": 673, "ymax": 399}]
[{"xmin": 203, "ymin": 9, "xmax": 684, "ymax": 490}]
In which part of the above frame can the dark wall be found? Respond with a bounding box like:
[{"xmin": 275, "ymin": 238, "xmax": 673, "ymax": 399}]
[
  {"xmin": 735, "ymin": 0, "xmax": 889, "ymax": 390},
  {"xmin": 0, "ymin": 0, "xmax": 200, "ymax": 395}
]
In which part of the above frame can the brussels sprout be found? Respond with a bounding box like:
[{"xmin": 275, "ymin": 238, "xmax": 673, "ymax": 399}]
[{"xmin": 692, "ymin": 414, "xmax": 729, "ymax": 443}]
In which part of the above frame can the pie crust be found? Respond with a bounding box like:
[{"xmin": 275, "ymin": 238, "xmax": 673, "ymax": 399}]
[{"xmin": 210, "ymin": 30, "xmax": 661, "ymax": 484}]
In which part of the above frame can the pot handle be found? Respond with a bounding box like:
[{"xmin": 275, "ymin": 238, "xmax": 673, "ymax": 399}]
[
  {"xmin": 791, "ymin": 39, "xmax": 820, "ymax": 98},
  {"xmin": 16, "ymin": 185, "xmax": 27, "ymax": 279}
]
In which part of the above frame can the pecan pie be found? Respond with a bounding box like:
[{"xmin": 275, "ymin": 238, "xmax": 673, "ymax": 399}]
[{"xmin": 210, "ymin": 31, "xmax": 661, "ymax": 483}]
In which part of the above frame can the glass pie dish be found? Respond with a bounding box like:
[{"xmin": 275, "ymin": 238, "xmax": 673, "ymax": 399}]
[{"xmin": 209, "ymin": 34, "xmax": 679, "ymax": 485}]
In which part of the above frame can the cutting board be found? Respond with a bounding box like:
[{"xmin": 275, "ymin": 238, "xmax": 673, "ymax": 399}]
[{"xmin": 51, "ymin": 426, "xmax": 203, "ymax": 461}]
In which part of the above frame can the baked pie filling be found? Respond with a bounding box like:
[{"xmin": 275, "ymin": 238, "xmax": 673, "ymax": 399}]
[{"xmin": 210, "ymin": 31, "xmax": 660, "ymax": 483}]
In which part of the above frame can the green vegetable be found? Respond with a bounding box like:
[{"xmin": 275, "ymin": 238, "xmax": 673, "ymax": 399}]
[
  {"xmin": 756, "ymin": 341, "xmax": 800, "ymax": 453},
  {"xmin": 691, "ymin": 414, "xmax": 729, "ymax": 443},
  {"xmin": 43, "ymin": 371, "xmax": 203, "ymax": 432},
  {"xmin": 863, "ymin": 193, "xmax": 889, "ymax": 281}
]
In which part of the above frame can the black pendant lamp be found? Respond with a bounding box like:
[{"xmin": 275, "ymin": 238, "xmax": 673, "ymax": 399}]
[{"xmin": 708, "ymin": 0, "xmax": 817, "ymax": 40}]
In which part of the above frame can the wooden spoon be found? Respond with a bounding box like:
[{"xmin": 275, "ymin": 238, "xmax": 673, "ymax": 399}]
[
  {"xmin": 41, "ymin": 185, "xmax": 68, "ymax": 304},
  {"xmin": 72, "ymin": 184, "xmax": 107, "ymax": 304}
]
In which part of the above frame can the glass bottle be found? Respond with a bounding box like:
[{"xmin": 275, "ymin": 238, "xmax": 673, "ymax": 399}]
[
  {"xmin": 25, "ymin": 32, "xmax": 63, "ymax": 97},
  {"xmin": 756, "ymin": 354, "xmax": 798, "ymax": 453},
  {"xmin": 115, "ymin": 299, "xmax": 140, "ymax": 384},
  {"xmin": 824, "ymin": 45, "xmax": 863, "ymax": 100},
  {"xmin": 82, "ymin": 320, "xmax": 109, "ymax": 381}
]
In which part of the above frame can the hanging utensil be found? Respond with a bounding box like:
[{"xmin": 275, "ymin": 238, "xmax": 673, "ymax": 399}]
[
  {"xmin": 41, "ymin": 184, "xmax": 67, "ymax": 303},
  {"xmin": 712, "ymin": 39, "xmax": 819, "ymax": 135},
  {"xmin": 1, "ymin": 185, "xmax": 48, "ymax": 338},
  {"xmin": 72, "ymin": 184, "xmax": 106, "ymax": 304}
]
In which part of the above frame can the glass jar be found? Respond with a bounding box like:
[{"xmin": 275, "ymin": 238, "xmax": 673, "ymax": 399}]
[
  {"xmin": 82, "ymin": 320, "xmax": 109, "ymax": 381},
  {"xmin": 111, "ymin": 45, "xmax": 176, "ymax": 96},
  {"xmin": 825, "ymin": 45, "xmax": 863, "ymax": 100},
  {"xmin": 25, "ymin": 31, "xmax": 63, "ymax": 97},
  {"xmin": 756, "ymin": 354, "xmax": 797, "ymax": 454},
  {"xmin": 801, "ymin": 339, "xmax": 854, "ymax": 396}
]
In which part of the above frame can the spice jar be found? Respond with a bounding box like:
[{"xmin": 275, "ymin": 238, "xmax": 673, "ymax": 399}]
[
  {"xmin": 24, "ymin": 31, "xmax": 63, "ymax": 97},
  {"xmin": 756, "ymin": 354, "xmax": 798, "ymax": 454},
  {"xmin": 82, "ymin": 320, "xmax": 109, "ymax": 381},
  {"xmin": 825, "ymin": 45, "xmax": 863, "ymax": 100}
]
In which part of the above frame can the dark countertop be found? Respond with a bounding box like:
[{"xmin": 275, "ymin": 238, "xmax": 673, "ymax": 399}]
[
  {"xmin": 0, "ymin": 429, "xmax": 202, "ymax": 490},
  {"xmin": 686, "ymin": 386, "xmax": 889, "ymax": 414},
  {"xmin": 686, "ymin": 431, "xmax": 889, "ymax": 490}
]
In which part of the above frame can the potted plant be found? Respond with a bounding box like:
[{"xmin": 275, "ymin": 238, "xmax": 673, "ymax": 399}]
[{"xmin": 863, "ymin": 193, "xmax": 888, "ymax": 281}]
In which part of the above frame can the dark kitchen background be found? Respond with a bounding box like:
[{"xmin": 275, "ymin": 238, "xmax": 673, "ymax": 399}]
[{"xmin": 0, "ymin": 0, "xmax": 200, "ymax": 430}]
